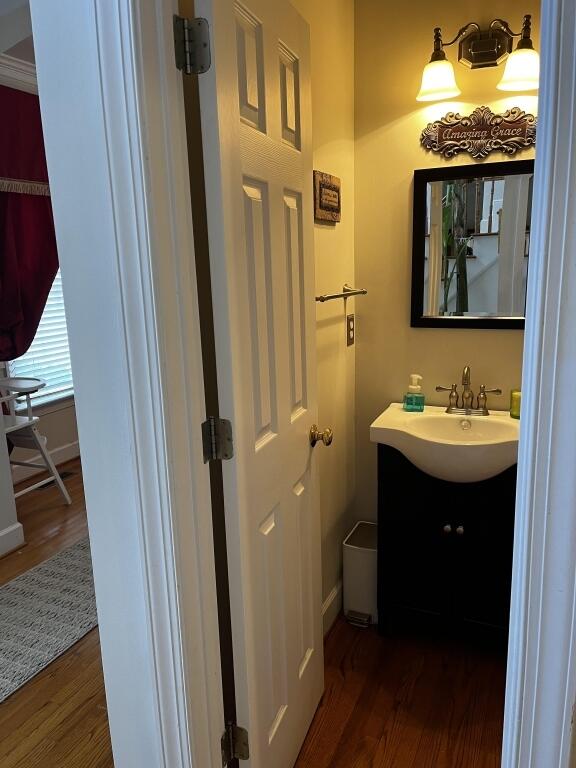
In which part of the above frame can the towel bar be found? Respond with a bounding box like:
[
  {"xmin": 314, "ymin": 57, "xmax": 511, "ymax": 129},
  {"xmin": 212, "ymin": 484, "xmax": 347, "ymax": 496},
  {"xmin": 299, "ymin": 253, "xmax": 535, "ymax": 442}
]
[{"xmin": 315, "ymin": 283, "xmax": 368, "ymax": 303}]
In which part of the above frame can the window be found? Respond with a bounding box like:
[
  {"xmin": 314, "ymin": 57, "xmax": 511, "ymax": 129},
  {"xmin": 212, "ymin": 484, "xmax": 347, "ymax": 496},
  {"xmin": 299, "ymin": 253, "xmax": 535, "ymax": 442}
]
[{"xmin": 8, "ymin": 270, "xmax": 74, "ymax": 407}]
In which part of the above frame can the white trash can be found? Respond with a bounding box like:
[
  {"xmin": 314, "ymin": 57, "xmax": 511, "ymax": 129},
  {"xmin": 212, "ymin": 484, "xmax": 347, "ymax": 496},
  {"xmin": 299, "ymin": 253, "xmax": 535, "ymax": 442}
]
[{"xmin": 343, "ymin": 521, "xmax": 378, "ymax": 627}]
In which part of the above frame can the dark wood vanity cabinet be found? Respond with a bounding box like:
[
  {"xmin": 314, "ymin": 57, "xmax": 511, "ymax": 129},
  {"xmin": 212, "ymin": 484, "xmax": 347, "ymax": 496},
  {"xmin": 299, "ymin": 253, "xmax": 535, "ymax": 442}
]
[{"xmin": 377, "ymin": 445, "xmax": 516, "ymax": 635}]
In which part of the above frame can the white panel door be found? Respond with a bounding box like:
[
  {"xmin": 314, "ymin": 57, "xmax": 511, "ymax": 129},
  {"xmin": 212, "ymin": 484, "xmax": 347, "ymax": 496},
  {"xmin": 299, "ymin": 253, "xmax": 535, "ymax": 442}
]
[{"xmin": 195, "ymin": 1, "xmax": 323, "ymax": 766}]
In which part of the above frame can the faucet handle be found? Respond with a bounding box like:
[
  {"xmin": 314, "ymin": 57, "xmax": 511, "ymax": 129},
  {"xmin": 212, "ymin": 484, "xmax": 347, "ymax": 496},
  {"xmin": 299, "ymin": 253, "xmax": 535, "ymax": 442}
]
[
  {"xmin": 436, "ymin": 383, "xmax": 459, "ymax": 408},
  {"xmin": 476, "ymin": 385, "xmax": 503, "ymax": 411}
]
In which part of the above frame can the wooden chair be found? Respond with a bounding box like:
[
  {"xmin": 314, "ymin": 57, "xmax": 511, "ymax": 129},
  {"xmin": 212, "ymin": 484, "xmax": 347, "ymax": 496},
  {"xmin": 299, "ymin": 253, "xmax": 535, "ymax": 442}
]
[{"xmin": 0, "ymin": 377, "xmax": 72, "ymax": 505}]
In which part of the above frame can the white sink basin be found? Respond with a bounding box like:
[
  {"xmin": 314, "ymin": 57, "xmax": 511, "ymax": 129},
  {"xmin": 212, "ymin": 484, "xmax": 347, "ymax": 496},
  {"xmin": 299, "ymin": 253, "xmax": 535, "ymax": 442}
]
[{"xmin": 370, "ymin": 403, "xmax": 519, "ymax": 483}]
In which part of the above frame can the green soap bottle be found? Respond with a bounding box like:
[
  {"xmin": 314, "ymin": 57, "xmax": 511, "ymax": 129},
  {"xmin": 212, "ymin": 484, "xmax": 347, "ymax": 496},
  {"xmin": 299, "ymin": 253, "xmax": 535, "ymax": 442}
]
[{"xmin": 403, "ymin": 373, "xmax": 425, "ymax": 412}]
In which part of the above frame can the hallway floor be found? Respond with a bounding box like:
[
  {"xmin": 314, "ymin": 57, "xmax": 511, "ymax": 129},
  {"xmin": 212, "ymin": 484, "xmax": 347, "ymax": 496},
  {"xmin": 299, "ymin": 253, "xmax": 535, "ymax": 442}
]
[
  {"xmin": 0, "ymin": 460, "xmax": 113, "ymax": 768},
  {"xmin": 295, "ymin": 617, "xmax": 506, "ymax": 768}
]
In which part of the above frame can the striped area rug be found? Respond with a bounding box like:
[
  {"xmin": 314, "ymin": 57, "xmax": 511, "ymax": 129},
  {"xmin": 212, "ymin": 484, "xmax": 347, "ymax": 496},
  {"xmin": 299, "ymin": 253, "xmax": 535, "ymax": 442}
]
[{"xmin": 0, "ymin": 538, "xmax": 97, "ymax": 702}]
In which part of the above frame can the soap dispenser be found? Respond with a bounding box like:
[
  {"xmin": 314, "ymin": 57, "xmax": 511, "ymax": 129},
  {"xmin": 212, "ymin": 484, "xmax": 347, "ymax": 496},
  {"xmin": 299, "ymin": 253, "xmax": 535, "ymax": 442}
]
[{"xmin": 403, "ymin": 374, "xmax": 425, "ymax": 412}]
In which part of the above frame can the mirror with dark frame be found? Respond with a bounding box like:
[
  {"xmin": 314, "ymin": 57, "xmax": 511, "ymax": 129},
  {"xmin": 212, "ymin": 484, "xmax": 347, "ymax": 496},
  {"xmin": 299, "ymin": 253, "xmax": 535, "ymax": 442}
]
[{"xmin": 411, "ymin": 160, "xmax": 534, "ymax": 329}]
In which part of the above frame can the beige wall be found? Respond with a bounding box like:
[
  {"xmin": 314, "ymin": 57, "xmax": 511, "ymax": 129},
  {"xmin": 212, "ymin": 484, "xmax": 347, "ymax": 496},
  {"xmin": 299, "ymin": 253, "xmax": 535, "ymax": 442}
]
[
  {"xmin": 354, "ymin": 0, "xmax": 539, "ymax": 520},
  {"xmin": 291, "ymin": 0, "xmax": 356, "ymax": 618}
]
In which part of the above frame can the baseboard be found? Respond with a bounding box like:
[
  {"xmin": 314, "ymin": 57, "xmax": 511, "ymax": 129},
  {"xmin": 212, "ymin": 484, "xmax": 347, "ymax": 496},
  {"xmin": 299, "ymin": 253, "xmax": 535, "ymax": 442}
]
[
  {"xmin": 0, "ymin": 521, "xmax": 25, "ymax": 557},
  {"xmin": 11, "ymin": 440, "xmax": 80, "ymax": 483},
  {"xmin": 322, "ymin": 580, "xmax": 343, "ymax": 636}
]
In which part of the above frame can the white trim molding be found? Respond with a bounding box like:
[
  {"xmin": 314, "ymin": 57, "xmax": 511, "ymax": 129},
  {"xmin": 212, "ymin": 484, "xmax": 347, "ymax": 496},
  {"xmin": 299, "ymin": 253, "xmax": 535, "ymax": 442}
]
[
  {"xmin": 0, "ymin": 53, "xmax": 37, "ymax": 93},
  {"xmin": 503, "ymin": 1, "xmax": 576, "ymax": 766},
  {"xmin": 29, "ymin": 1, "xmax": 223, "ymax": 767},
  {"xmin": 322, "ymin": 580, "xmax": 342, "ymax": 636},
  {"xmin": 0, "ymin": 521, "xmax": 25, "ymax": 558}
]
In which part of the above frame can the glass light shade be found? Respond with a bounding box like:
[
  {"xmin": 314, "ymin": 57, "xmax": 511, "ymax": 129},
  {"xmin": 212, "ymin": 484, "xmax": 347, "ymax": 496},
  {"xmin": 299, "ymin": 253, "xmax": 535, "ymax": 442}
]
[
  {"xmin": 497, "ymin": 47, "xmax": 540, "ymax": 91},
  {"xmin": 416, "ymin": 59, "xmax": 461, "ymax": 102}
]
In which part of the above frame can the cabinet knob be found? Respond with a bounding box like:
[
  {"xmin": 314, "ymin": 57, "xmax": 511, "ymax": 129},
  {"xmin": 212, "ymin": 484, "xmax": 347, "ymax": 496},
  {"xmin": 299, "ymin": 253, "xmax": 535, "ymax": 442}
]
[
  {"xmin": 456, "ymin": 525, "xmax": 464, "ymax": 535},
  {"xmin": 443, "ymin": 524, "xmax": 452, "ymax": 534}
]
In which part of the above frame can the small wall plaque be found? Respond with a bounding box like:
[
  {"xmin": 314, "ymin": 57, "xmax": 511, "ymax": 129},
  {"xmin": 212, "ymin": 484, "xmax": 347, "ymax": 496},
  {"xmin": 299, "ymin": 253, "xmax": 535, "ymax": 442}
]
[
  {"xmin": 421, "ymin": 106, "xmax": 537, "ymax": 160},
  {"xmin": 314, "ymin": 171, "xmax": 341, "ymax": 223}
]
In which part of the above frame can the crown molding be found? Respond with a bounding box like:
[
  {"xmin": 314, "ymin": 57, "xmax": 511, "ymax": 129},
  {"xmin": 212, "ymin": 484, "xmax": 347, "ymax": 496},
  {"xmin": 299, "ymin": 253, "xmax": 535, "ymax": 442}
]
[{"xmin": 0, "ymin": 53, "xmax": 37, "ymax": 94}]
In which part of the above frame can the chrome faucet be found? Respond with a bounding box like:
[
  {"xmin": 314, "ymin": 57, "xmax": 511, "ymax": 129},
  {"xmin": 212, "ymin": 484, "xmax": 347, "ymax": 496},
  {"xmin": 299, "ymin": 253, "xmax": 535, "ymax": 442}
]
[{"xmin": 436, "ymin": 365, "xmax": 502, "ymax": 415}]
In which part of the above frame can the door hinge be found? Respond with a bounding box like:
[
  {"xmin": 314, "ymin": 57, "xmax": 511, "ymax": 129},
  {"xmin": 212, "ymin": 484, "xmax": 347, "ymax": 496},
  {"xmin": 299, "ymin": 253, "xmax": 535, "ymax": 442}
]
[
  {"xmin": 173, "ymin": 15, "xmax": 211, "ymax": 75},
  {"xmin": 202, "ymin": 417, "xmax": 234, "ymax": 463},
  {"xmin": 221, "ymin": 723, "xmax": 250, "ymax": 766}
]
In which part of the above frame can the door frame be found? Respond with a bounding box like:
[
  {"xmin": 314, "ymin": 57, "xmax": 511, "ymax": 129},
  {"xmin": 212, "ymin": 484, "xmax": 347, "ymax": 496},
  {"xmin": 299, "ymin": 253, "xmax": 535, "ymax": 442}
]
[
  {"xmin": 29, "ymin": 1, "xmax": 223, "ymax": 767},
  {"xmin": 502, "ymin": 1, "xmax": 576, "ymax": 765},
  {"xmin": 26, "ymin": 0, "xmax": 576, "ymax": 766}
]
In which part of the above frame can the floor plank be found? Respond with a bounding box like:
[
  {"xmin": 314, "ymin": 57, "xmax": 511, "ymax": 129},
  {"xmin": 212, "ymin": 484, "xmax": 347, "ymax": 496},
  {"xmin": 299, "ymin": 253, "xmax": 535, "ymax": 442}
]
[
  {"xmin": 295, "ymin": 619, "xmax": 506, "ymax": 768},
  {"xmin": 0, "ymin": 459, "xmax": 114, "ymax": 768}
]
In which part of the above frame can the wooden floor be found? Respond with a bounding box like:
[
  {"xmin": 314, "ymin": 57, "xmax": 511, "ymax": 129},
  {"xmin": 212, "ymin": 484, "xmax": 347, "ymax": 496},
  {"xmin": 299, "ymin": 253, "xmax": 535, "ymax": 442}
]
[
  {"xmin": 0, "ymin": 459, "xmax": 505, "ymax": 768},
  {"xmin": 295, "ymin": 618, "xmax": 506, "ymax": 768},
  {"xmin": 0, "ymin": 459, "xmax": 114, "ymax": 768}
]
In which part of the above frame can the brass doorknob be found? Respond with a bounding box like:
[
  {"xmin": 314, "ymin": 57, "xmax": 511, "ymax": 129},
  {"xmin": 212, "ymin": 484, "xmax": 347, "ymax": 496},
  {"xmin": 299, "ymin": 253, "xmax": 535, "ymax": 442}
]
[{"xmin": 309, "ymin": 425, "xmax": 334, "ymax": 447}]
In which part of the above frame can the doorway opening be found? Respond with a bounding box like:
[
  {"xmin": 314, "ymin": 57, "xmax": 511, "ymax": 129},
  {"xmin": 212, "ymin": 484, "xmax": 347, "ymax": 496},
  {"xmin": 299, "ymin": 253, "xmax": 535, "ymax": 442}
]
[
  {"xmin": 180, "ymin": 0, "xmax": 536, "ymax": 766},
  {"xmin": 0, "ymin": 10, "xmax": 113, "ymax": 765}
]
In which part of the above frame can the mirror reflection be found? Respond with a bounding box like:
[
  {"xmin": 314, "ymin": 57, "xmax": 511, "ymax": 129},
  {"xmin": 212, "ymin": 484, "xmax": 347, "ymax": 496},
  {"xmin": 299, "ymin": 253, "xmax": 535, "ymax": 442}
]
[{"xmin": 411, "ymin": 161, "xmax": 534, "ymax": 328}]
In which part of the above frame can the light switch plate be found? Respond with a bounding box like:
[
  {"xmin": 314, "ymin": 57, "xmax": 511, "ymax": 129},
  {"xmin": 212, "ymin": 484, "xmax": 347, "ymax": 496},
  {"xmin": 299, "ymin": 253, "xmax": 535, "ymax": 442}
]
[{"xmin": 346, "ymin": 314, "xmax": 355, "ymax": 346}]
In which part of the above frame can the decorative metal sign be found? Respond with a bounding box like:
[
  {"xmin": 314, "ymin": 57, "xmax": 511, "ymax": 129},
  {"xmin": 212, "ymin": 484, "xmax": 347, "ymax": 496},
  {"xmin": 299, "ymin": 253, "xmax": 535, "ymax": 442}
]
[{"xmin": 421, "ymin": 106, "xmax": 537, "ymax": 160}]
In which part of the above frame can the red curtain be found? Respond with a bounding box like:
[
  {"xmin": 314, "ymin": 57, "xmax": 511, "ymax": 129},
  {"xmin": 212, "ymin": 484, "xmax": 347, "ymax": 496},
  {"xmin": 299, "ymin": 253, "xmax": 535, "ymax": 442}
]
[{"xmin": 0, "ymin": 84, "xmax": 58, "ymax": 362}]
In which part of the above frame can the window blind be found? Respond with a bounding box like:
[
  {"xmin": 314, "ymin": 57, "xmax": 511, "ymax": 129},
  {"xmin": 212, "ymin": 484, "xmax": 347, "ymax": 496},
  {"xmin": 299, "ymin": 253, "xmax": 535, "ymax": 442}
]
[{"xmin": 8, "ymin": 269, "xmax": 74, "ymax": 407}]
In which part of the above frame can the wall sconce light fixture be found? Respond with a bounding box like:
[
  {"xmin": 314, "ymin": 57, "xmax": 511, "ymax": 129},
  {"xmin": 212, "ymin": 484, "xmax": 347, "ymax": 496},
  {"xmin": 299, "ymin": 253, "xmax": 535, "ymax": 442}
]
[{"xmin": 416, "ymin": 14, "xmax": 540, "ymax": 102}]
